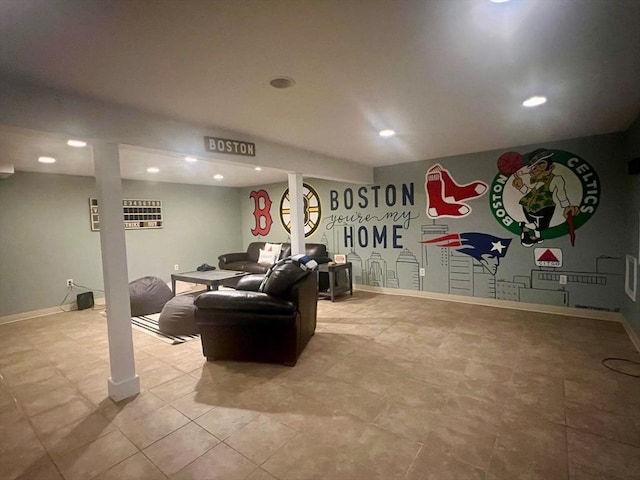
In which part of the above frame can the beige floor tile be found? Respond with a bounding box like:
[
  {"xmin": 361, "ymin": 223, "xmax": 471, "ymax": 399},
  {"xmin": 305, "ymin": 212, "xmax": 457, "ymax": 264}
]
[
  {"xmin": 568, "ymin": 461, "xmax": 628, "ymax": 480},
  {"xmin": 406, "ymin": 445, "xmax": 486, "ymax": 480},
  {"xmin": 42, "ymin": 411, "xmax": 117, "ymax": 459},
  {"xmin": 195, "ymin": 406, "xmax": 260, "ymax": 440},
  {"xmin": 567, "ymin": 428, "xmax": 640, "ymax": 480},
  {"xmin": 142, "ymin": 422, "xmax": 219, "ymax": 475},
  {"xmin": 262, "ymin": 432, "xmax": 385, "ymax": 480},
  {"xmin": 0, "ymin": 418, "xmax": 46, "ymax": 480},
  {"xmin": 169, "ymin": 388, "xmax": 232, "ymax": 420},
  {"xmin": 504, "ymin": 372, "xmax": 566, "ymax": 425},
  {"xmin": 0, "ymin": 417, "xmax": 40, "ymax": 454},
  {"xmin": 17, "ymin": 385, "xmax": 81, "ymax": 417},
  {"xmin": 15, "ymin": 456, "xmax": 64, "ymax": 480},
  {"xmin": 566, "ymin": 401, "xmax": 640, "ymax": 446},
  {"xmin": 426, "ymin": 415, "xmax": 499, "ymax": 472},
  {"xmin": 0, "ymin": 401, "xmax": 25, "ymax": 426},
  {"xmin": 2, "ymin": 364, "xmax": 61, "ymax": 388},
  {"xmin": 136, "ymin": 357, "xmax": 185, "ymax": 390},
  {"xmin": 487, "ymin": 414, "xmax": 568, "ymax": 480},
  {"xmin": 345, "ymin": 424, "xmax": 422, "ymax": 479},
  {"xmin": 246, "ymin": 468, "xmax": 278, "ymax": 480},
  {"xmin": 291, "ymin": 376, "xmax": 388, "ymax": 422},
  {"xmin": 94, "ymin": 452, "xmax": 166, "ymax": 480},
  {"xmin": 149, "ymin": 374, "xmax": 201, "ymax": 402},
  {"xmin": 225, "ymin": 414, "xmax": 297, "ymax": 465},
  {"xmin": 118, "ymin": 404, "xmax": 190, "ymax": 449},
  {"xmin": 453, "ymin": 377, "xmax": 511, "ymax": 405},
  {"xmin": 98, "ymin": 391, "xmax": 166, "ymax": 427},
  {"xmin": 54, "ymin": 429, "xmax": 138, "ymax": 480},
  {"xmin": 29, "ymin": 397, "xmax": 95, "ymax": 437},
  {"xmin": 2, "ymin": 291, "xmax": 639, "ymax": 480},
  {"xmin": 374, "ymin": 401, "xmax": 437, "ymax": 443},
  {"xmin": 463, "ymin": 360, "xmax": 514, "ymax": 384},
  {"xmin": 172, "ymin": 442, "xmax": 257, "ymax": 480}
]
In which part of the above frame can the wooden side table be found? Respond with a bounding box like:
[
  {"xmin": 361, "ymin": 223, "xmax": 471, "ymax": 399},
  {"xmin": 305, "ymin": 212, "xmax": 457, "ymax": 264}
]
[{"xmin": 318, "ymin": 262, "xmax": 353, "ymax": 301}]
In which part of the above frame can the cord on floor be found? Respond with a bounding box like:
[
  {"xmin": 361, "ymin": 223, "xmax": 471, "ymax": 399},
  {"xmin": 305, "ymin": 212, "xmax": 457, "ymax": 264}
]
[{"xmin": 601, "ymin": 357, "xmax": 640, "ymax": 378}]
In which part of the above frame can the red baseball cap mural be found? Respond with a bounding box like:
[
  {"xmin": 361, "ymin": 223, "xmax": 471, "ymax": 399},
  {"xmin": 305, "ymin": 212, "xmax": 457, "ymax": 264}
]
[
  {"xmin": 490, "ymin": 149, "xmax": 600, "ymax": 247},
  {"xmin": 421, "ymin": 233, "xmax": 512, "ymax": 276}
]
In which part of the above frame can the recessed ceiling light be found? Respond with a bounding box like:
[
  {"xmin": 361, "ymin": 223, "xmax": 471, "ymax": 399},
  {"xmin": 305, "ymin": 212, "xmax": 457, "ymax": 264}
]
[
  {"xmin": 255, "ymin": 167, "xmax": 262, "ymax": 171},
  {"xmin": 67, "ymin": 139, "xmax": 87, "ymax": 148},
  {"xmin": 522, "ymin": 96, "xmax": 547, "ymax": 107},
  {"xmin": 213, "ymin": 174, "xmax": 224, "ymax": 180},
  {"xmin": 490, "ymin": 0, "xmax": 511, "ymax": 3},
  {"xmin": 38, "ymin": 156, "xmax": 56, "ymax": 164},
  {"xmin": 269, "ymin": 77, "xmax": 296, "ymax": 89},
  {"xmin": 185, "ymin": 156, "xmax": 197, "ymax": 163},
  {"xmin": 379, "ymin": 129, "xmax": 396, "ymax": 138},
  {"xmin": 147, "ymin": 167, "xmax": 159, "ymax": 173}
]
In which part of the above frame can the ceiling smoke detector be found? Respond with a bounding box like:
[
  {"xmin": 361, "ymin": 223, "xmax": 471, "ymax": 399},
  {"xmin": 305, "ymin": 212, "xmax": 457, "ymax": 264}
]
[{"xmin": 269, "ymin": 77, "xmax": 296, "ymax": 89}]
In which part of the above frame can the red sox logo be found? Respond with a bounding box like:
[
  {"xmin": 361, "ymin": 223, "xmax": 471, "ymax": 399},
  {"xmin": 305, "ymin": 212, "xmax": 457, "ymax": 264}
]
[{"xmin": 250, "ymin": 189, "xmax": 272, "ymax": 236}]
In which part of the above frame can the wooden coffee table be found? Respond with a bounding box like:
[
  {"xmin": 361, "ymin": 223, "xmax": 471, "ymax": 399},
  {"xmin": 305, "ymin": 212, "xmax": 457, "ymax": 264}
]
[{"xmin": 171, "ymin": 269, "xmax": 248, "ymax": 295}]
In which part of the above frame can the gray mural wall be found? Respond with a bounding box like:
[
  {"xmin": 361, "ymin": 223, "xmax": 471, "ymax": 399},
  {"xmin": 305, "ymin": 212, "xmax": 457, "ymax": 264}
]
[
  {"xmin": 623, "ymin": 117, "xmax": 640, "ymax": 336},
  {"xmin": 0, "ymin": 172, "xmax": 242, "ymax": 317},
  {"xmin": 241, "ymin": 132, "xmax": 629, "ymax": 315}
]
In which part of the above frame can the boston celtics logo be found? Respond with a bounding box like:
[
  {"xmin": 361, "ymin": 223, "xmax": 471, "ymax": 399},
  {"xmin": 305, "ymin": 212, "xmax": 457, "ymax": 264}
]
[{"xmin": 490, "ymin": 149, "xmax": 600, "ymax": 247}]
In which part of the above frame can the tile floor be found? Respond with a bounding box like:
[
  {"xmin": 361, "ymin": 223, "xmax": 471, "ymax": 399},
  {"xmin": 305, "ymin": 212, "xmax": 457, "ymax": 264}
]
[{"xmin": 1, "ymin": 291, "xmax": 639, "ymax": 480}]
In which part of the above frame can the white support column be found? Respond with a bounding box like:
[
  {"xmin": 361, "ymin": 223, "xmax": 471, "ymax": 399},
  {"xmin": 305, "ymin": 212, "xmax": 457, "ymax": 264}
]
[
  {"xmin": 93, "ymin": 143, "xmax": 140, "ymax": 402},
  {"xmin": 288, "ymin": 173, "xmax": 305, "ymax": 255}
]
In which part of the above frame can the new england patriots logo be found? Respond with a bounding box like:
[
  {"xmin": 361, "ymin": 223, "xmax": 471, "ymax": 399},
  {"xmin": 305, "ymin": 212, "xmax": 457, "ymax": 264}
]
[{"xmin": 421, "ymin": 233, "xmax": 511, "ymax": 275}]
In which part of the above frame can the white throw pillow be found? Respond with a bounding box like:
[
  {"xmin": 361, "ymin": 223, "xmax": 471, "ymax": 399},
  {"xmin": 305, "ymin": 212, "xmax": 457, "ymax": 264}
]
[
  {"xmin": 264, "ymin": 242, "xmax": 283, "ymax": 259},
  {"xmin": 258, "ymin": 248, "xmax": 278, "ymax": 266}
]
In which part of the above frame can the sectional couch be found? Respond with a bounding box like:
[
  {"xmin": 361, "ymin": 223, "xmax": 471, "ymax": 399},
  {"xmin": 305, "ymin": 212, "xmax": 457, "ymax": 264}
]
[{"xmin": 218, "ymin": 241, "xmax": 330, "ymax": 274}]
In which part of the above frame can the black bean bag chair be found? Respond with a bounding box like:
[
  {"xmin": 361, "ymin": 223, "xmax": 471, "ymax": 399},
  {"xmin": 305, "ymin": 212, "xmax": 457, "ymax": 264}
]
[{"xmin": 129, "ymin": 276, "xmax": 173, "ymax": 317}]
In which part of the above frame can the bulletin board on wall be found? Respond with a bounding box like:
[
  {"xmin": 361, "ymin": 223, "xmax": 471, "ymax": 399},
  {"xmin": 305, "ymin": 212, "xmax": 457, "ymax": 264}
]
[{"xmin": 89, "ymin": 198, "xmax": 163, "ymax": 231}]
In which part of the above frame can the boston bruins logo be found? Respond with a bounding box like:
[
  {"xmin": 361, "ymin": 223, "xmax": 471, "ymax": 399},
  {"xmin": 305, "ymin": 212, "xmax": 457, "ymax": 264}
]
[{"xmin": 280, "ymin": 183, "xmax": 321, "ymax": 238}]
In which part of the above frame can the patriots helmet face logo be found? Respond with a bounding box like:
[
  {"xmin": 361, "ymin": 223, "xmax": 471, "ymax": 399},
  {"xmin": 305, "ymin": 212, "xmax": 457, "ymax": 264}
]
[{"xmin": 421, "ymin": 232, "xmax": 512, "ymax": 275}]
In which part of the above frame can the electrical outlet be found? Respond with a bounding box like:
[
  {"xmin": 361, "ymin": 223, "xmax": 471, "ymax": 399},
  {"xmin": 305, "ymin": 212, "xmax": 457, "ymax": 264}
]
[
  {"xmin": 419, "ymin": 268, "xmax": 425, "ymax": 277},
  {"xmin": 174, "ymin": 264, "xmax": 180, "ymax": 271},
  {"xmin": 66, "ymin": 279, "xmax": 73, "ymax": 287},
  {"xmin": 559, "ymin": 275, "xmax": 567, "ymax": 285}
]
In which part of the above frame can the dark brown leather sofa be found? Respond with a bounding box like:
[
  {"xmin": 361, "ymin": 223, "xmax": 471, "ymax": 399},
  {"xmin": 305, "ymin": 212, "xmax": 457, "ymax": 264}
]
[
  {"xmin": 194, "ymin": 263, "xmax": 318, "ymax": 366},
  {"xmin": 218, "ymin": 242, "xmax": 329, "ymax": 274}
]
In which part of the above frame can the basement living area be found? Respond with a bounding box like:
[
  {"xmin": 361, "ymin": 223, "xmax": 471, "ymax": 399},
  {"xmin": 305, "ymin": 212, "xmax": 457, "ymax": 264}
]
[{"xmin": 1, "ymin": 1, "xmax": 640, "ymax": 480}]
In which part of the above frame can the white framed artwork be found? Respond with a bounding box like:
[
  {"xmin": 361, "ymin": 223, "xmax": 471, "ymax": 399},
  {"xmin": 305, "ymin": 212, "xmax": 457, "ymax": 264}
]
[
  {"xmin": 625, "ymin": 254, "xmax": 637, "ymax": 302},
  {"xmin": 334, "ymin": 254, "xmax": 347, "ymax": 264}
]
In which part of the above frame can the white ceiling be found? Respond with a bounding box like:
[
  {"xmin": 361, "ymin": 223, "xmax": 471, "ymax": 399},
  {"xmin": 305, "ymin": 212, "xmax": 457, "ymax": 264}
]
[
  {"xmin": 1, "ymin": 0, "xmax": 639, "ymax": 186},
  {"xmin": 0, "ymin": 126, "xmax": 288, "ymax": 187}
]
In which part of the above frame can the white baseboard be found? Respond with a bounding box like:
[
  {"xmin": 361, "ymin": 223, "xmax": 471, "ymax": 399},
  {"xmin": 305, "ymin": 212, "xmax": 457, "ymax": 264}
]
[
  {"xmin": 355, "ymin": 285, "xmax": 624, "ymax": 322},
  {"xmin": 0, "ymin": 297, "xmax": 106, "ymax": 325}
]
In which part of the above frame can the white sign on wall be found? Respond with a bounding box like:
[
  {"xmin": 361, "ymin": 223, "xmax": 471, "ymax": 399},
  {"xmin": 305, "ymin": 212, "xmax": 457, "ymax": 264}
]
[{"xmin": 534, "ymin": 247, "xmax": 563, "ymax": 268}]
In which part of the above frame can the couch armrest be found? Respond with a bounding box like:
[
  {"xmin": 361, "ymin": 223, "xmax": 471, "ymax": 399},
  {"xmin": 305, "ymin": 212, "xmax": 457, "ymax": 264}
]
[{"xmin": 218, "ymin": 252, "xmax": 249, "ymax": 266}]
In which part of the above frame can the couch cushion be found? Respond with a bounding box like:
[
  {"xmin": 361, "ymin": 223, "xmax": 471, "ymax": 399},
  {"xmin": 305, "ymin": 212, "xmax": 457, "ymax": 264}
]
[
  {"xmin": 259, "ymin": 262, "xmax": 311, "ymax": 296},
  {"xmin": 224, "ymin": 261, "xmax": 269, "ymax": 273}
]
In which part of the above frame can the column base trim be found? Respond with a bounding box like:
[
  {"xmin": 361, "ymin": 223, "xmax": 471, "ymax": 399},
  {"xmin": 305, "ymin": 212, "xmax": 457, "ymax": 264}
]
[{"xmin": 108, "ymin": 375, "xmax": 140, "ymax": 402}]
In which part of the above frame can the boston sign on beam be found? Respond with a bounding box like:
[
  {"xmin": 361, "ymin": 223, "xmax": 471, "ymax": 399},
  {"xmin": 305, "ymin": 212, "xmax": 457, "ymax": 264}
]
[{"xmin": 205, "ymin": 136, "xmax": 256, "ymax": 157}]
